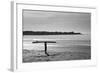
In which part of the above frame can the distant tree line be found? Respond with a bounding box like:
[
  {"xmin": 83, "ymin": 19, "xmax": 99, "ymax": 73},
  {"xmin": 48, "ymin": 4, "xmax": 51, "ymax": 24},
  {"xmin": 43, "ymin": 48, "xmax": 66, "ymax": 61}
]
[{"xmin": 23, "ymin": 31, "xmax": 81, "ymax": 35}]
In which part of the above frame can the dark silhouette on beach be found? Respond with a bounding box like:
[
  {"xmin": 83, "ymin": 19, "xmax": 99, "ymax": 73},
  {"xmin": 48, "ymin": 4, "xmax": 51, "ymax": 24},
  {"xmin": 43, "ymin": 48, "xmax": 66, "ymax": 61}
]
[{"xmin": 32, "ymin": 41, "xmax": 56, "ymax": 56}]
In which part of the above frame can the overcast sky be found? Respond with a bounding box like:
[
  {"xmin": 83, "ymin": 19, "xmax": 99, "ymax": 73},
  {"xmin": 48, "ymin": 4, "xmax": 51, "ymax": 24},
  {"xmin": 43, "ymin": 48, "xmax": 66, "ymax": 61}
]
[{"xmin": 23, "ymin": 10, "xmax": 91, "ymax": 34}]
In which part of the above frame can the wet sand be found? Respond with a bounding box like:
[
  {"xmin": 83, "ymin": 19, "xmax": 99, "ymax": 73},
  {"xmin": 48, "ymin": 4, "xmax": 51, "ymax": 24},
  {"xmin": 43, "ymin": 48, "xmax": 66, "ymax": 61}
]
[{"xmin": 23, "ymin": 46, "xmax": 91, "ymax": 63}]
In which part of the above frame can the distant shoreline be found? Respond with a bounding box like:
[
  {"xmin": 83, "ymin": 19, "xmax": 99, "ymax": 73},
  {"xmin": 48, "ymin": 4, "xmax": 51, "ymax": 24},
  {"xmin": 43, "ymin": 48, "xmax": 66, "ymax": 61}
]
[{"xmin": 23, "ymin": 31, "xmax": 82, "ymax": 35}]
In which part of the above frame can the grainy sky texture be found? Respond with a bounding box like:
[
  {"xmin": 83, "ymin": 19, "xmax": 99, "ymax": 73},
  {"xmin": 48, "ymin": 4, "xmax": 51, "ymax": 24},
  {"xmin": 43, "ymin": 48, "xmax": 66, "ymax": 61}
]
[{"xmin": 23, "ymin": 10, "xmax": 91, "ymax": 34}]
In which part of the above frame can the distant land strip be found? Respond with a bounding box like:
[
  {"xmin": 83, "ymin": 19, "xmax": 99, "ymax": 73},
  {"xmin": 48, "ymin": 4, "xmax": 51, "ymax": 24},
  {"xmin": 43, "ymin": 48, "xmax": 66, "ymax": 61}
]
[{"xmin": 23, "ymin": 31, "xmax": 82, "ymax": 35}]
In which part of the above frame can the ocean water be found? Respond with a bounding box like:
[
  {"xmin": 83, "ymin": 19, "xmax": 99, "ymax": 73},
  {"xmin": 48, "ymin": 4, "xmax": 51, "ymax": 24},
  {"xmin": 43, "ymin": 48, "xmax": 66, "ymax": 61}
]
[{"xmin": 23, "ymin": 34, "xmax": 91, "ymax": 52}]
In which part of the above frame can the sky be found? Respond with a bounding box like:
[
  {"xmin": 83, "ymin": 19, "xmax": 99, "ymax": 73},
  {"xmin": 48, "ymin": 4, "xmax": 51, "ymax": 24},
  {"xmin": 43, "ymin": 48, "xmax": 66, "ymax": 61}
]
[{"xmin": 23, "ymin": 10, "xmax": 91, "ymax": 34}]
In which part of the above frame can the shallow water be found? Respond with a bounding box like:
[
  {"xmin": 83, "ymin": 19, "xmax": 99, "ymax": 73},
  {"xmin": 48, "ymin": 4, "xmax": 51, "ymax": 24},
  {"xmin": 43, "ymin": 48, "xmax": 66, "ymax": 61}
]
[{"xmin": 23, "ymin": 34, "xmax": 91, "ymax": 51}]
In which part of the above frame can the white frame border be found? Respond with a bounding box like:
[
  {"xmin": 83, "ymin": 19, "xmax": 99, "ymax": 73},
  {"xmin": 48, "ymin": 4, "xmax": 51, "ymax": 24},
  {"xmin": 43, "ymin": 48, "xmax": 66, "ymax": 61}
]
[{"xmin": 11, "ymin": 1, "xmax": 97, "ymax": 72}]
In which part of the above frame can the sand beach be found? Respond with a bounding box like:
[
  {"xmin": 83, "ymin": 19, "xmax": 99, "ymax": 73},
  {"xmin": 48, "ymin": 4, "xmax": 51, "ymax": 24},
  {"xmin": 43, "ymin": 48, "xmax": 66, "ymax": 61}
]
[{"xmin": 23, "ymin": 45, "xmax": 91, "ymax": 63}]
